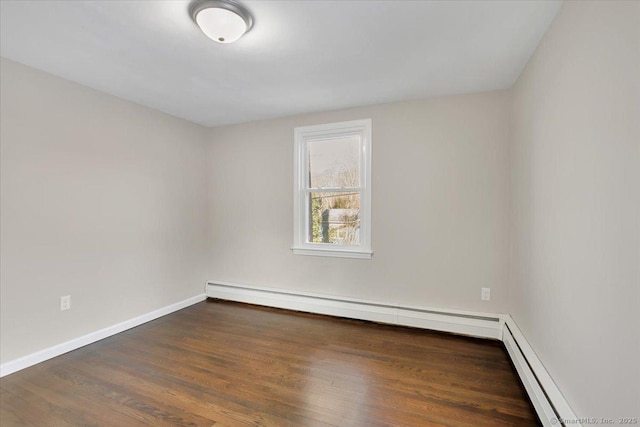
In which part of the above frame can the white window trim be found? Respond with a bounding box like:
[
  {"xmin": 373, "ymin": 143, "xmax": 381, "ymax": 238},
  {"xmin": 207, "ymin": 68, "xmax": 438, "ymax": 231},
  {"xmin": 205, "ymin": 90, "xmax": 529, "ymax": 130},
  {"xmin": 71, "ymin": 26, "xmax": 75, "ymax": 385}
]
[{"xmin": 292, "ymin": 119, "xmax": 372, "ymax": 259}]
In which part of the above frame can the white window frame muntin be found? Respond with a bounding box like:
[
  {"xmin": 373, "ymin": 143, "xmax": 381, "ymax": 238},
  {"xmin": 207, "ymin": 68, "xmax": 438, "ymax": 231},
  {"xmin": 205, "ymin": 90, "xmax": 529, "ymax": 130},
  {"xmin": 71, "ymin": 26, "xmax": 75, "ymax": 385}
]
[{"xmin": 292, "ymin": 119, "xmax": 372, "ymax": 259}]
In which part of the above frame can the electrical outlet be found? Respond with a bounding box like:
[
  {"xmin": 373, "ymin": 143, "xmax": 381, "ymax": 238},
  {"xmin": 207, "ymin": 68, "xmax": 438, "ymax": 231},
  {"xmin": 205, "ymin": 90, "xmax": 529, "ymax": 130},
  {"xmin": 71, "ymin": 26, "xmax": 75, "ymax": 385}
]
[
  {"xmin": 60, "ymin": 295, "xmax": 71, "ymax": 311},
  {"xmin": 481, "ymin": 288, "xmax": 491, "ymax": 301}
]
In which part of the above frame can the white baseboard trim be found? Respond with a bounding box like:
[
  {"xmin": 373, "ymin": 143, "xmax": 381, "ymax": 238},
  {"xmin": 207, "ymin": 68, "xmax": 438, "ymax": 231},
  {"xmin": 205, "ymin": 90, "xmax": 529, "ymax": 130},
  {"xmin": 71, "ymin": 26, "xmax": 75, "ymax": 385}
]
[
  {"xmin": 0, "ymin": 293, "xmax": 206, "ymax": 378},
  {"xmin": 206, "ymin": 280, "xmax": 580, "ymax": 427},
  {"xmin": 206, "ymin": 281, "xmax": 503, "ymax": 339}
]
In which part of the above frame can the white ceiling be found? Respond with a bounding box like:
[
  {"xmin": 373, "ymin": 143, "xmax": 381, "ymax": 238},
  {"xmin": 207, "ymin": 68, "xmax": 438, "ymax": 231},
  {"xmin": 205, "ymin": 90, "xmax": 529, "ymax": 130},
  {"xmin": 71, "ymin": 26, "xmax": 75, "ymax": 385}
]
[{"xmin": 0, "ymin": 0, "xmax": 562, "ymax": 127}]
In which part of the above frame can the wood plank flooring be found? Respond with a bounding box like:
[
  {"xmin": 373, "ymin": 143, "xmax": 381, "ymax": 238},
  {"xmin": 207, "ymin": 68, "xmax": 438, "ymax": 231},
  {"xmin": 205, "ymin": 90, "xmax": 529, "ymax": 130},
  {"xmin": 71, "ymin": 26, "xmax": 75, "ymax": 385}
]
[{"xmin": 0, "ymin": 299, "xmax": 540, "ymax": 426}]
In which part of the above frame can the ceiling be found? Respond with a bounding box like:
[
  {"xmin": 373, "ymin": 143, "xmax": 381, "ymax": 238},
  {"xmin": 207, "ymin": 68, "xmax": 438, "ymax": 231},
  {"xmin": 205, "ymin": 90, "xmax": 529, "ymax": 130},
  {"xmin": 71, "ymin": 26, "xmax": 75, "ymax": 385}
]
[{"xmin": 0, "ymin": 0, "xmax": 562, "ymax": 127}]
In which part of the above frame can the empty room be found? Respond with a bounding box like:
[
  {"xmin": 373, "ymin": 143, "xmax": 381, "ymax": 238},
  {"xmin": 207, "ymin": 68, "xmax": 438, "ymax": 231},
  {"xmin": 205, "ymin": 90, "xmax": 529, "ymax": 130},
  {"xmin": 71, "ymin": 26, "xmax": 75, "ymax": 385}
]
[{"xmin": 0, "ymin": 0, "xmax": 638, "ymax": 426}]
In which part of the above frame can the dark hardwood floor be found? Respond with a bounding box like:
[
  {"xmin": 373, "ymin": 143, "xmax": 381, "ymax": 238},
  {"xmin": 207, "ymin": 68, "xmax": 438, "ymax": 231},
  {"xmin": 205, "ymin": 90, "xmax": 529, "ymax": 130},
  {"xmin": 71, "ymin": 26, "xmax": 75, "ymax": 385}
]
[{"xmin": 0, "ymin": 299, "xmax": 539, "ymax": 426}]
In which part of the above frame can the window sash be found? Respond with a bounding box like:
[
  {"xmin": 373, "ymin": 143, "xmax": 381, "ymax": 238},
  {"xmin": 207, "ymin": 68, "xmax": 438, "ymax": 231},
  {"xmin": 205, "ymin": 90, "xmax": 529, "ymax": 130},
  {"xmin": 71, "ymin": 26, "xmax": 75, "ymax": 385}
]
[
  {"xmin": 292, "ymin": 119, "xmax": 372, "ymax": 259},
  {"xmin": 305, "ymin": 190, "xmax": 361, "ymax": 245}
]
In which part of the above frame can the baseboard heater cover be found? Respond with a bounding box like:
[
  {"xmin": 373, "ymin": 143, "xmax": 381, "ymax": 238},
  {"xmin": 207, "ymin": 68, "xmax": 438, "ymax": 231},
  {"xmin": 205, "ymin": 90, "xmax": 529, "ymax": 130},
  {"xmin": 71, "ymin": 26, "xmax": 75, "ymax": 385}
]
[
  {"xmin": 503, "ymin": 322, "xmax": 557, "ymax": 426},
  {"xmin": 503, "ymin": 315, "xmax": 580, "ymax": 427},
  {"xmin": 206, "ymin": 280, "xmax": 581, "ymax": 427},
  {"xmin": 206, "ymin": 281, "xmax": 503, "ymax": 340}
]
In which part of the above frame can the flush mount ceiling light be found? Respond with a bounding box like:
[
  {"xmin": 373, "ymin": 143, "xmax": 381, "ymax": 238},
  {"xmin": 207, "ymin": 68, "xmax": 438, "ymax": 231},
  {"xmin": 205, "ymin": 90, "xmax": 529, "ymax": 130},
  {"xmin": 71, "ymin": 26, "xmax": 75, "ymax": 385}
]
[{"xmin": 190, "ymin": 0, "xmax": 253, "ymax": 44}]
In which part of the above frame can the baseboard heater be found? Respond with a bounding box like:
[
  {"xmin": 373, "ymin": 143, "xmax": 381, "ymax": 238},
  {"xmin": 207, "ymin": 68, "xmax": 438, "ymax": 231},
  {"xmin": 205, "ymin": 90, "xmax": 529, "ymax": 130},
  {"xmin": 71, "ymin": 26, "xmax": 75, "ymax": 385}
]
[
  {"xmin": 206, "ymin": 281, "xmax": 503, "ymax": 339},
  {"xmin": 206, "ymin": 280, "xmax": 579, "ymax": 427},
  {"xmin": 503, "ymin": 320, "xmax": 558, "ymax": 426}
]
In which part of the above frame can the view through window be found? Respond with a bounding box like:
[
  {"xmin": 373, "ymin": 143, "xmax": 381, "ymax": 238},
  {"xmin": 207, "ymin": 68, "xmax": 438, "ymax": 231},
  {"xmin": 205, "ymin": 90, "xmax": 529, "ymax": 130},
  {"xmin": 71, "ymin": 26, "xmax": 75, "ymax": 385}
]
[{"xmin": 308, "ymin": 136, "xmax": 361, "ymax": 245}]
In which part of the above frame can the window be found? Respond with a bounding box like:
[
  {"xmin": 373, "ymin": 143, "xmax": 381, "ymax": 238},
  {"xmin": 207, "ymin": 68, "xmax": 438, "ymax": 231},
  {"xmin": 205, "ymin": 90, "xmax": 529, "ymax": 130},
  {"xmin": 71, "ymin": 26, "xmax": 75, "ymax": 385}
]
[{"xmin": 292, "ymin": 119, "xmax": 372, "ymax": 259}]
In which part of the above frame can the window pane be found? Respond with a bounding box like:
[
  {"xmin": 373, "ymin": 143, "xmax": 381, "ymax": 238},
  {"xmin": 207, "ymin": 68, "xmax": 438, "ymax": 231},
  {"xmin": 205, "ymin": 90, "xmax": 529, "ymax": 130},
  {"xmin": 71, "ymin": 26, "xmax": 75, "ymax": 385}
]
[
  {"xmin": 308, "ymin": 136, "xmax": 360, "ymax": 188},
  {"xmin": 308, "ymin": 192, "xmax": 360, "ymax": 245}
]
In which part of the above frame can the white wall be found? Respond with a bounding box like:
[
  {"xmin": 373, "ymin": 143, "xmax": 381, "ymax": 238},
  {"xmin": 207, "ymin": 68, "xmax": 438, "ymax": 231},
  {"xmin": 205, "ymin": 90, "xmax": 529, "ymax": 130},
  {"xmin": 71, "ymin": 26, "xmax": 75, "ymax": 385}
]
[
  {"xmin": 206, "ymin": 91, "xmax": 511, "ymax": 312},
  {"xmin": 0, "ymin": 58, "xmax": 210, "ymax": 364},
  {"xmin": 510, "ymin": 0, "xmax": 640, "ymax": 418},
  {"xmin": 4, "ymin": 1, "xmax": 638, "ymax": 418}
]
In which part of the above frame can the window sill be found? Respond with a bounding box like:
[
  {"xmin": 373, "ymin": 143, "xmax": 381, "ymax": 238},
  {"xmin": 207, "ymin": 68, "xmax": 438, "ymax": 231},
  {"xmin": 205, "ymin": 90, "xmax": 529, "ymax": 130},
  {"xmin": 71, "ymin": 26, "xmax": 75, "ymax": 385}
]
[{"xmin": 291, "ymin": 247, "xmax": 373, "ymax": 260}]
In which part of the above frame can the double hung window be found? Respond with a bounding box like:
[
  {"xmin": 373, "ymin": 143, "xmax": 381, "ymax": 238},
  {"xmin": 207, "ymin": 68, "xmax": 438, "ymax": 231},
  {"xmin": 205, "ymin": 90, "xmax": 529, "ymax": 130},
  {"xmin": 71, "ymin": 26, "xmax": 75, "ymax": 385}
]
[{"xmin": 292, "ymin": 119, "xmax": 372, "ymax": 259}]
